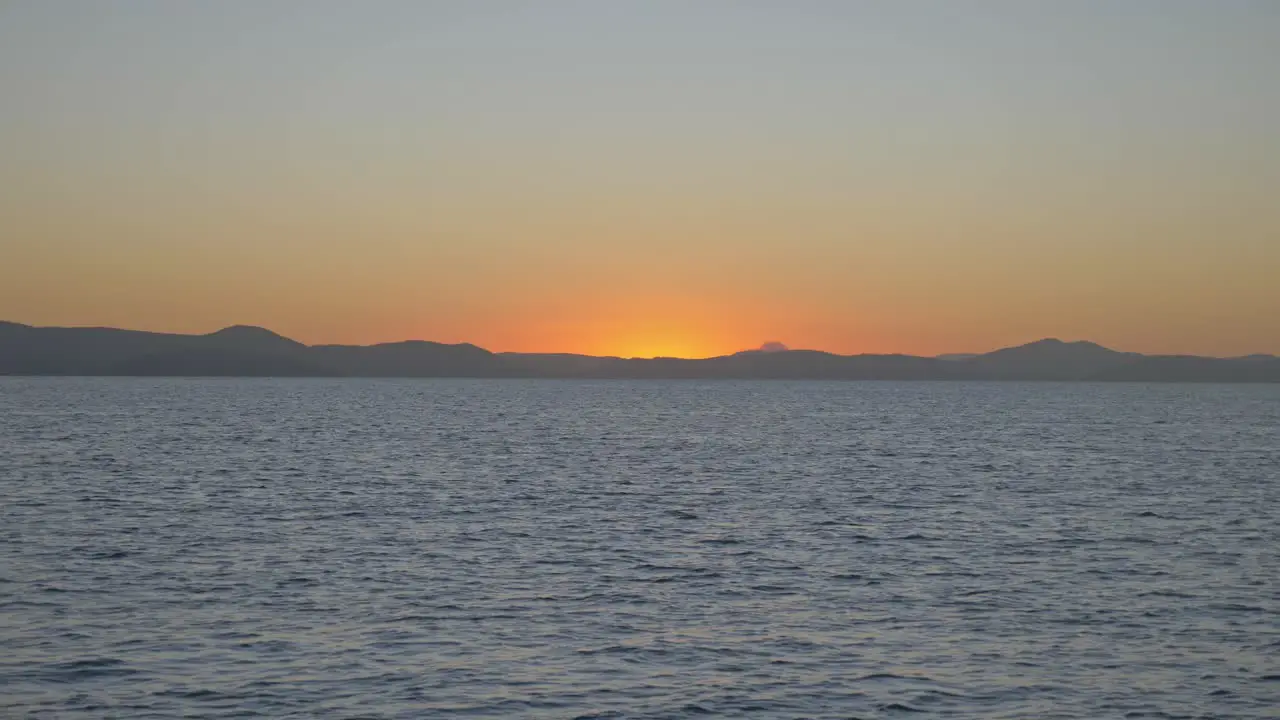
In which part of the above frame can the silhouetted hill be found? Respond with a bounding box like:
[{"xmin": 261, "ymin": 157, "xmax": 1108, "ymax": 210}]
[
  {"xmin": 109, "ymin": 348, "xmax": 331, "ymax": 377},
  {"xmin": 497, "ymin": 352, "xmax": 628, "ymax": 377},
  {"xmin": 1, "ymin": 322, "xmax": 1276, "ymax": 381},
  {"xmin": 959, "ymin": 338, "xmax": 1139, "ymax": 380},
  {"xmin": 699, "ymin": 350, "xmax": 955, "ymax": 380},
  {"xmin": 1091, "ymin": 355, "xmax": 1280, "ymax": 383},
  {"xmin": 203, "ymin": 325, "xmax": 307, "ymax": 352},
  {"xmin": 311, "ymin": 341, "xmax": 498, "ymax": 377},
  {"xmin": 0, "ymin": 323, "xmax": 200, "ymax": 375}
]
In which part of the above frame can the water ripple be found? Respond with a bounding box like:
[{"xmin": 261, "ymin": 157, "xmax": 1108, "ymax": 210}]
[{"xmin": 1, "ymin": 378, "xmax": 1277, "ymax": 718}]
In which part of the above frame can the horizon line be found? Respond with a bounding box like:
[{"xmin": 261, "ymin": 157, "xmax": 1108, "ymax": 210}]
[{"xmin": 3, "ymin": 319, "xmax": 1275, "ymax": 362}]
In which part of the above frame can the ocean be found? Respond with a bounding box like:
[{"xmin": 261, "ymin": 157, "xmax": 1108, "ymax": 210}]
[{"xmin": 2, "ymin": 378, "xmax": 1277, "ymax": 718}]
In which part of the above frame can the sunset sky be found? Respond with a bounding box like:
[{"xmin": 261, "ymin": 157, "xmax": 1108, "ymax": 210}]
[{"xmin": 2, "ymin": 1, "xmax": 1277, "ymax": 358}]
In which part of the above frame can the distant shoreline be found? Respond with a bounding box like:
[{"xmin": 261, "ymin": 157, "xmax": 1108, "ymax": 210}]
[
  {"xmin": 3, "ymin": 321, "xmax": 1277, "ymax": 383},
  {"xmin": 3, "ymin": 376, "xmax": 1278, "ymax": 385}
]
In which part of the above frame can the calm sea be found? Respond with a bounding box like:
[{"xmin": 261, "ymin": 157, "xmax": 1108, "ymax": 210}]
[{"xmin": 2, "ymin": 378, "xmax": 1277, "ymax": 719}]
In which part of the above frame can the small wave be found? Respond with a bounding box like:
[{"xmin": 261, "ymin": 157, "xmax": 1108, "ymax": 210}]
[
  {"xmin": 915, "ymin": 688, "xmax": 966, "ymax": 699},
  {"xmin": 1210, "ymin": 603, "xmax": 1266, "ymax": 613},
  {"xmin": 1116, "ymin": 536, "xmax": 1159, "ymax": 544},
  {"xmin": 58, "ymin": 658, "xmax": 123, "ymax": 670},
  {"xmin": 154, "ymin": 688, "xmax": 230, "ymax": 700},
  {"xmin": 749, "ymin": 584, "xmax": 797, "ymax": 593},
  {"xmin": 1138, "ymin": 589, "xmax": 1195, "ymax": 599},
  {"xmin": 576, "ymin": 645, "xmax": 636, "ymax": 656},
  {"xmin": 854, "ymin": 672, "xmax": 912, "ymax": 682},
  {"xmin": 43, "ymin": 658, "xmax": 137, "ymax": 682},
  {"xmin": 278, "ymin": 576, "xmax": 318, "ymax": 586},
  {"xmin": 1135, "ymin": 510, "xmax": 1179, "ymax": 519},
  {"xmin": 89, "ymin": 550, "xmax": 129, "ymax": 560}
]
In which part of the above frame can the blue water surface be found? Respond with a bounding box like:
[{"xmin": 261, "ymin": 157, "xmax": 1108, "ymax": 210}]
[{"xmin": 2, "ymin": 379, "xmax": 1277, "ymax": 718}]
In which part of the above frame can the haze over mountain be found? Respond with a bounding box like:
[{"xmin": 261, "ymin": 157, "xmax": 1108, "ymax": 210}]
[{"xmin": 2, "ymin": 322, "xmax": 1276, "ymax": 382}]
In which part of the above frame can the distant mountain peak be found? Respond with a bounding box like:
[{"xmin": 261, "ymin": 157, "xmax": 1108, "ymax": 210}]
[
  {"xmin": 1025, "ymin": 337, "xmax": 1103, "ymax": 347},
  {"xmin": 1008, "ymin": 338, "xmax": 1118, "ymax": 353},
  {"xmin": 736, "ymin": 341, "xmax": 791, "ymax": 355},
  {"xmin": 371, "ymin": 339, "xmax": 491, "ymax": 353},
  {"xmin": 205, "ymin": 325, "xmax": 304, "ymax": 347},
  {"xmin": 209, "ymin": 324, "xmax": 282, "ymax": 336}
]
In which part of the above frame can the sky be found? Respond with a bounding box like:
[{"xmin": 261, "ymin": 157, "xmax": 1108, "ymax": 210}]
[{"xmin": 1, "ymin": 1, "xmax": 1277, "ymax": 358}]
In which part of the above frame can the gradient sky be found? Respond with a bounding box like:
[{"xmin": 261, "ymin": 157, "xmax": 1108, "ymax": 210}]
[{"xmin": 2, "ymin": 1, "xmax": 1277, "ymax": 357}]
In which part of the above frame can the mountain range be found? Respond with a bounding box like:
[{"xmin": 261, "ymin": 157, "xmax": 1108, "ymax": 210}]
[{"xmin": 1, "ymin": 321, "xmax": 1276, "ymax": 382}]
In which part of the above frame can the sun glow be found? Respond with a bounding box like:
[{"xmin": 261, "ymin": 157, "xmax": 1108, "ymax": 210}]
[
  {"xmin": 543, "ymin": 292, "xmax": 750, "ymax": 359},
  {"xmin": 604, "ymin": 337, "xmax": 725, "ymax": 360},
  {"xmin": 580, "ymin": 323, "xmax": 733, "ymax": 359}
]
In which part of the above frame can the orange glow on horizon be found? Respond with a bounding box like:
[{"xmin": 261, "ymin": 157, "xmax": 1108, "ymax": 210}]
[
  {"xmin": 566, "ymin": 321, "xmax": 744, "ymax": 360},
  {"xmin": 587, "ymin": 335, "xmax": 730, "ymax": 360},
  {"xmin": 540, "ymin": 292, "xmax": 773, "ymax": 359}
]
